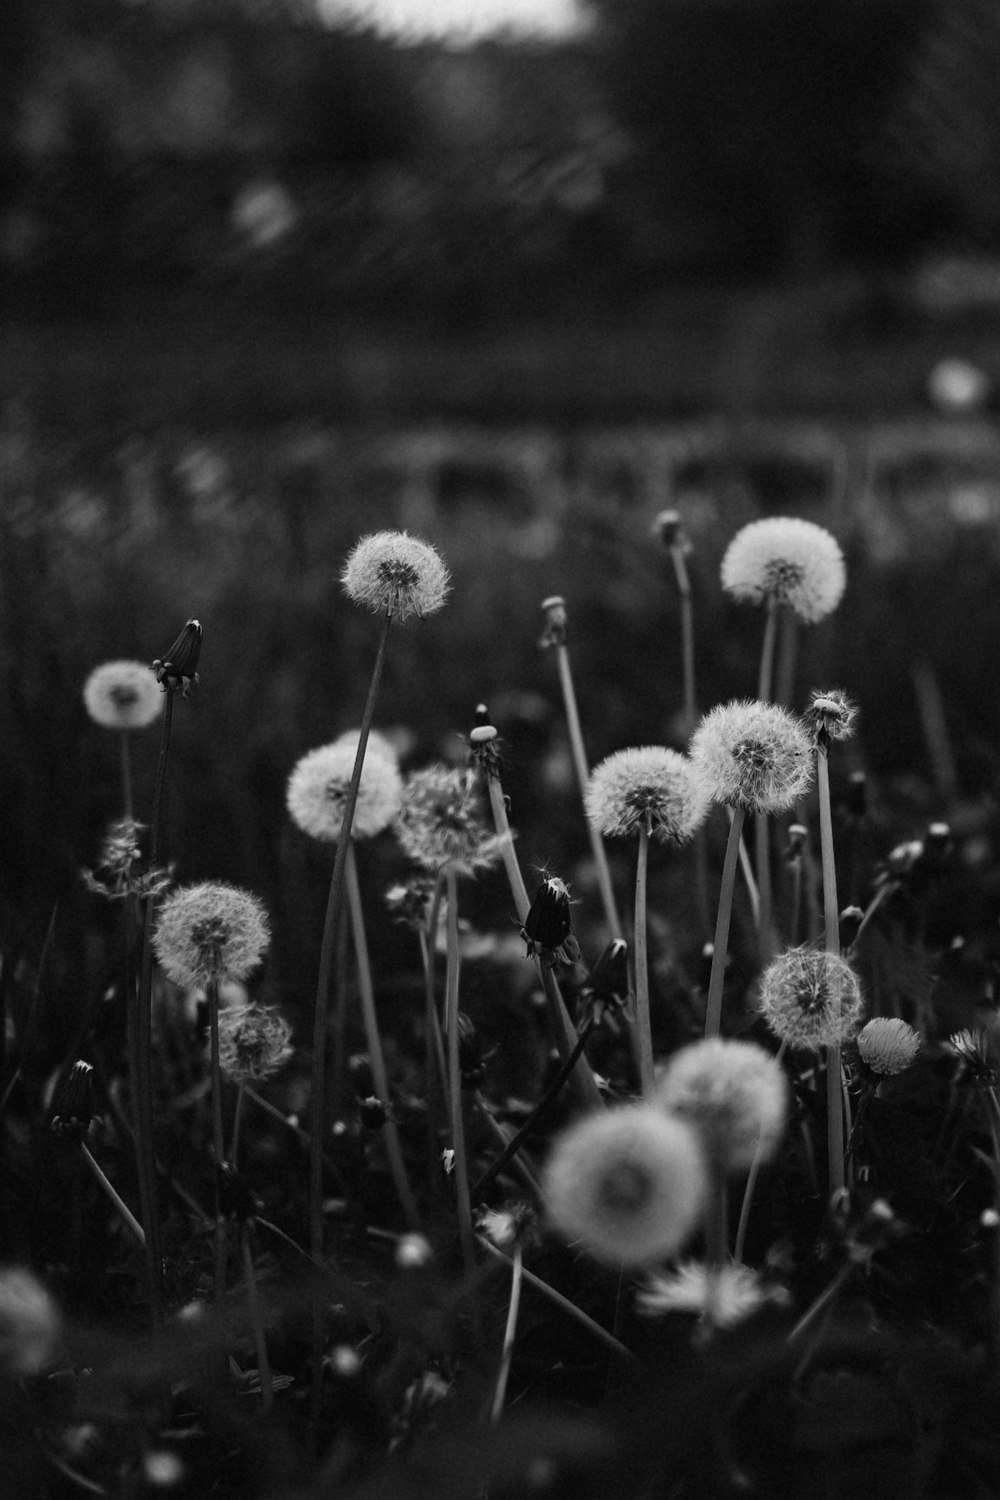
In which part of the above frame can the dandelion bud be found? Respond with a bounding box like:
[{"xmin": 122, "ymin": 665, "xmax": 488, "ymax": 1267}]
[
  {"xmin": 758, "ymin": 946, "xmax": 865, "ymax": 1050},
  {"xmin": 358, "ymin": 1095, "xmax": 389, "ymax": 1131},
  {"xmin": 690, "ymin": 700, "xmax": 814, "ymax": 815},
  {"xmin": 542, "ymin": 1105, "xmax": 708, "ymax": 1268},
  {"xmin": 538, "ymin": 594, "xmax": 568, "ymax": 649},
  {"xmin": 0, "ymin": 1267, "xmax": 61, "ymax": 1376},
  {"xmin": 341, "ymin": 530, "xmax": 449, "ymax": 622},
  {"xmin": 153, "ymin": 882, "xmax": 270, "ymax": 989},
  {"xmin": 217, "ymin": 1003, "xmax": 292, "ymax": 1084},
  {"xmin": 521, "ymin": 876, "xmax": 575, "ymax": 962},
  {"xmin": 652, "ymin": 509, "xmax": 689, "ymax": 552},
  {"xmin": 287, "ymin": 739, "xmax": 402, "ymax": 844},
  {"xmin": 468, "ymin": 711, "xmax": 503, "ymax": 778},
  {"xmin": 839, "ymin": 905, "xmax": 864, "ymax": 951},
  {"xmin": 396, "ymin": 765, "xmax": 498, "ymax": 874},
  {"xmin": 585, "ymin": 747, "xmax": 710, "ymax": 844},
  {"xmin": 721, "ymin": 517, "xmax": 846, "ymax": 623},
  {"xmin": 856, "ymin": 1017, "xmax": 920, "ymax": 1076},
  {"xmin": 50, "ymin": 1060, "xmax": 96, "ymax": 1141},
  {"xmin": 152, "ymin": 618, "xmax": 202, "ymax": 697},
  {"xmin": 785, "ymin": 823, "xmax": 808, "ymax": 863},
  {"xmin": 83, "ymin": 660, "xmax": 164, "ymax": 731},
  {"xmin": 655, "ymin": 1038, "xmax": 787, "ymax": 1175},
  {"xmin": 579, "ymin": 938, "xmax": 631, "ymax": 1026}
]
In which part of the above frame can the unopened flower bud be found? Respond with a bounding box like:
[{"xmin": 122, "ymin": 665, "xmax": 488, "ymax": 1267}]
[
  {"xmin": 839, "ymin": 905, "xmax": 864, "ymax": 951},
  {"xmin": 50, "ymin": 1060, "xmax": 96, "ymax": 1141},
  {"xmin": 521, "ymin": 876, "xmax": 575, "ymax": 962},
  {"xmin": 152, "ymin": 618, "xmax": 202, "ymax": 698}
]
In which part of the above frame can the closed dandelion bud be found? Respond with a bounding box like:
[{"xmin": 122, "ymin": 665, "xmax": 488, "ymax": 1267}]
[
  {"xmin": 923, "ymin": 821, "xmax": 953, "ymax": 871},
  {"xmin": 585, "ymin": 747, "xmax": 711, "ymax": 844},
  {"xmin": 152, "ymin": 618, "xmax": 202, "ymax": 697},
  {"xmin": 287, "ymin": 739, "xmax": 402, "ymax": 843},
  {"xmin": 0, "ymin": 1267, "xmax": 61, "ymax": 1376},
  {"xmin": 217, "ymin": 1003, "xmax": 293, "ymax": 1084},
  {"xmin": 83, "ymin": 660, "xmax": 164, "ymax": 731},
  {"xmin": 396, "ymin": 765, "xmax": 499, "ymax": 874},
  {"xmin": 807, "ymin": 689, "xmax": 858, "ymax": 747},
  {"xmin": 690, "ymin": 700, "xmax": 814, "ymax": 815},
  {"xmin": 341, "ymin": 530, "xmax": 449, "ymax": 622},
  {"xmin": 758, "ymin": 946, "xmax": 864, "ymax": 1050},
  {"xmin": 153, "ymin": 882, "xmax": 270, "ymax": 988},
  {"xmin": 579, "ymin": 937, "xmax": 631, "ymax": 1025},
  {"xmin": 521, "ymin": 875, "xmax": 576, "ymax": 962},
  {"xmin": 538, "ymin": 594, "xmax": 568, "ymax": 648},
  {"xmin": 856, "ymin": 1017, "xmax": 921, "ymax": 1077},
  {"xmin": 542, "ymin": 1105, "xmax": 708, "ymax": 1268},
  {"xmin": 839, "ymin": 905, "xmax": 864, "ymax": 951},
  {"xmin": 655, "ymin": 1038, "xmax": 787, "ymax": 1175},
  {"xmin": 721, "ymin": 517, "xmax": 846, "ymax": 623},
  {"xmin": 50, "ymin": 1060, "xmax": 96, "ymax": 1141}
]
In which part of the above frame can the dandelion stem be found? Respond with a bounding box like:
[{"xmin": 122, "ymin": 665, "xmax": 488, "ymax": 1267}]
[
  {"xmin": 241, "ymin": 1226, "xmax": 273, "ymax": 1413},
  {"xmin": 704, "ymin": 805, "xmax": 745, "ymax": 1039},
  {"xmin": 734, "ymin": 1038, "xmax": 788, "ymax": 1264},
  {"xmin": 816, "ymin": 744, "xmax": 845, "ymax": 1198},
  {"xmin": 754, "ymin": 598, "xmax": 779, "ymax": 960},
  {"xmin": 667, "ymin": 543, "xmax": 711, "ymax": 938},
  {"xmin": 445, "ymin": 866, "xmax": 474, "ymax": 1269},
  {"xmin": 207, "ymin": 975, "xmax": 228, "ymax": 1305},
  {"xmin": 118, "ymin": 730, "xmax": 134, "ymax": 824},
  {"xmin": 344, "ymin": 840, "xmax": 419, "ymax": 1230},
  {"xmin": 490, "ymin": 1244, "xmax": 523, "ymax": 1423},
  {"xmin": 634, "ymin": 822, "xmax": 655, "ymax": 1094},
  {"xmin": 554, "ymin": 641, "xmax": 624, "ymax": 943},
  {"xmin": 230, "ymin": 1084, "xmax": 246, "ymax": 1169},
  {"xmin": 476, "ymin": 1235, "xmax": 631, "ymax": 1359},
  {"xmin": 80, "ymin": 1142, "xmax": 145, "ymax": 1247}
]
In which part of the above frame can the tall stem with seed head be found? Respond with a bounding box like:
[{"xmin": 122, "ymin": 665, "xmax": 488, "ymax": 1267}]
[
  {"xmin": 445, "ymin": 867, "xmax": 474, "ymax": 1268},
  {"xmin": 633, "ymin": 821, "xmax": 654, "ymax": 1094},
  {"xmin": 704, "ymin": 805, "xmax": 745, "ymax": 1039},
  {"xmin": 816, "ymin": 745, "xmax": 845, "ymax": 1198}
]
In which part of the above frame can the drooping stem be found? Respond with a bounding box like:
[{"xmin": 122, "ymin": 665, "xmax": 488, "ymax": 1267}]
[
  {"xmin": 816, "ymin": 744, "xmax": 845, "ymax": 1198},
  {"xmin": 554, "ymin": 641, "xmax": 624, "ymax": 943},
  {"xmin": 344, "ymin": 840, "xmax": 419, "ymax": 1230},
  {"xmin": 633, "ymin": 822, "xmax": 654, "ymax": 1094},
  {"xmin": 490, "ymin": 1244, "xmax": 523, "ymax": 1424},
  {"xmin": 704, "ymin": 805, "xmax": 745, "ymax": 1039},
  {"xmin": 444, "ymin": 866, "xmax": 474, "ymax": 1269},
  {"xmin": 207, "ymin": 975, "xmax": 228, "ymax": 1305}
]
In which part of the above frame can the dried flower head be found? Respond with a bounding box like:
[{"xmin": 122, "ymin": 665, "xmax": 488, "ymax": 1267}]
[
  {"xmin": 637, "ymin": 1260, "xmax": 789, "ymax": 1326},
  {"xmin": 83, "ymin": 660, "xmax": 164, "ymax": 731},
  {"xmin": 287, "ymin": 740, "xmax": 403, "ymax": 843},
  {"xmin": 807, "ymin": 688, "xmax": 858, "ymax": 746},
  {"xmin": 81, "ymin": 819, "xmax": 172, "ymax": 903},
  {"xmin": 655, "ymin": 1037, "xmax": 787, "ymax": 1175},
  {"xmin": 0, "ymin": 1267, "xmax": 61, "ymax": 1376},
  {"xmin": 152, "ymin": 618, "xmax": 202, "ymax": 697},
  {"xmin": 341, "ymin": 530, "xmax": 449, "ymax": 622},
  {"xmin": 396, "ymin": 765, "xmax": 499, "ymax": 874},
  {"xmin": 468, "ymin": 709, "xmax": 504, "ymax": 779},
  {"xmin": 758, "ymin": 946, "xmax": 865, "ymax": 1050},
  {"xmin": 153, "ymin": 883, "xmax": 270, "ymax": 989},
  {"xmin": 542, "ymin": 1105, "xmax": 708, "ymax": 1267},
  {"xmin": 690, "ymin": 700, "xmax": 814, "ymax": 815},
  {"xmin": 218, "ymin": 1003, "xmax": 293, "ymax": 1084},
  {"xmin": 856, "ymin": 1017, "xmax": 921, "ymax": 1077},
  {"xmin": 721, "ymin": 517, "xmax": 846, "ymax": 623},
  {"xmin": 586, "ymin": 747, "xmax": 710, "ymax": 844}
]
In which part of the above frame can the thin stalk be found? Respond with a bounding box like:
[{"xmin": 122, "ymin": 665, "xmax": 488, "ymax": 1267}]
[
  {"xmin": 668, "ymin": 543, "xmax": 711, "ymax": 936},
  {"xmin": 554, "ymin": 641, "xmax": 624, "ymax": 942},
  {"xmin": 118, "ymin": 731, "xmax": 134, "ymax": 823},
  {"xmin": 445, "ymin": 866, "xmax": 474, "ymax": 1269},
  {"xmin": 230, "ymin": 1084, "xmax": 246, "ymax": 1169},
  {"xmin": 344, "ymin": 841, "xmax": 419, "ymax": 1229},
  {"xmin": 731, "ymin": 808, "xmax": 760, "ymax": 929},
  {"xmin": 472, "ymin": 1097, "xmax": 543, "ymax": 1198},
  {"xmin": 207, "ymin": 976, "xmax": 228, "ymax": 1305},
  {"xmin": 633, "ymin": 822, "xmax": 654, "ymax": 1094},
  {"xmin": 241, "ymin": 1226, "xmax": 273, "ymax": 1413},
  {"xmin": 490, "ymin": 1244, "xmax": 523, "ymax": 1424},
  {"xmin": 475, "ymin": 1235, "xmax": 631, "ymax": 1359},
  {"xmin": 754, "ymin": 598, "xmax": 779, "ymax": 960},
  {"xmin": 816, "ymin": 744, "xmax": 845, "ymax": 1198},
  {"xmin": 734, "ymin": 1038, "xmax": 788, "ymax": 1264},
  {"xmin": 80, "ymin": 1142, "xmax": 146, "ymax": 1247},
  {"xmin": 774, "ymin": 604, "xmax": 799, "ymax": 709},
  {"xmin": 757, "ymin": 596, "xmax": 779, "ymax": 703},
  {"xmin": 704, "ymin": 805, "xmax": 746, "ymax": 1038}
]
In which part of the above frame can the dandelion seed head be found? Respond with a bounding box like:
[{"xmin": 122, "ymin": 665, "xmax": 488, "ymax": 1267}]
[
  {"xmin": 655, "ymin": 1037, "xmax": 787, "ymax": 1174},
  {"xmin": 758, "ymin": 946, "xmax": 865, "ymax": 1050},
  {"xmin": 637, "ymin": 1260, "xmax": 789, "ymax": 1326},
  {"xmin": 83, "ymin": 659, "xmax": 164, "ymax": 731},
  {"xmin": 807, "ymin": 688, "xmax": 858, "ymax": 745},
  {"xmin": 144, "ymin": 1451, "xmax": 185, "ymax": 1487},
  {"xmin": 0, "ymin": 1267, "xmax": 60, "ymax": 1376},
  {"xmin": 153, "ymin": 883, "xmax": 270, "ymax": 989},
  {"xmin": 217, "ymin": 1002, "xmax": 293, "ymax": 1083},
  {"xmin": 585, "ymin": 746, "xmax": 711, "ymax": 844},
  {"xmin": 721, "ymin": 517, "xmax": 846, "ymax": 622},
  {"xmin": 287, "ymin": 740, "xmax": 403, "ymax": 843},
  {"xmin": 396, "ymin": 764, "xmax": 499, "ymax": 874},
  {"xmin": 690, "ymin": 700, "xmax": 814, "ymax": 814},
  {"xmin": 395, "ymin": 1233, "xmax": 434, "ymax": 1269},
  {"xmin": 856, "ymin": 1017, "xmax": 921, "ymax": 1076},
  {"xmin": 542, "ymin": 1105, "xmax": 708, "ymax": 1267},
  {"xmin": 341, "ymin": 530, "xmax": 449, "ymax": 622}
]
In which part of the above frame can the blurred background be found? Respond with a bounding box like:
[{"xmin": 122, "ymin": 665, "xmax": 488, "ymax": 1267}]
[{"xmin": 4, "ymin": 0, "xmax": 1000, "ymax": 1012}]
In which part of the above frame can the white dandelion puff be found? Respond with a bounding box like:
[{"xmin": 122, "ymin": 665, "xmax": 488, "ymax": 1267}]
[
  {"xmin": 721, "ymin": 517, "xmax": 846, "ymax": 623},
  {"xmin": 287, "ymin": 740, "xmax": 403, "ymax": 843},
  {"xmin": 83, "ymin": 660, "xmax": 164, "ymax": 731},
  {"xmin": 341, "ymin": 530, "xmax": 450, "ymax": 622},
  {"xmin": 585, "ymin": 747, "xmax": 711, "ymax": 844}
]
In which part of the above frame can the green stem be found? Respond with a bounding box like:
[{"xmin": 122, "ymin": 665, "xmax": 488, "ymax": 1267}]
[
  {"xmin": 208, "ymin": 976, "xmax": 228, "ymax": 1305},
  {"xmin": 344, "ymin": 841, "xmax": 419, "ymax": 1229},
  {"xmin": 817, "ymin": 745, "xmax": 845, "ymax": 1199},
  {"xmin": 490, "ymin": 1244, "xmax": 523, "ymax": 1423},
  {"xmin": 670, "ymin": 544, "xmax": 697, "ymax": 738},
  {"xmin": 475, "ymin": 1235, "xmax": 631, "ymax": 1359},
  {"xmin": 445, "ymin": 867, "xmax": 474, "ymax": 1269},
  {"xmin": 704, "ymin": 804, "xmax": 745, "ymax": 1038},
  {"xmin": 81, "ymin": 1142, "xmax": 146, "ymax": 1247},
  {"xmin": 633, "ymin": 822, "xmax": 654, "ymax": 1094},
  {"xmin": 119, "ymin": 730, "xmax": 134, "ymax": 824},
  {"xmin": 555, "ymin": 641, "xmax": 624, "ymax": 942},
  {"xmin": 242, "ymin": 1226, "xmax": 273, "ymax": 1413},
  {"xmin": 734, "ymin": 1038, "xmax": 788, "ymax": 1264},
  {"xmin": 230, "ymin": 1084, "xmax": 246, "ymax": 1169},
  {"xmin": 758, "ymin": 596, "xmax": 778, "ymax": 703}
]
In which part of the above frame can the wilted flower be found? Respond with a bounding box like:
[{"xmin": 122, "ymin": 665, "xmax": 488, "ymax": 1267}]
[
  {"xmin": 0, "ymin": 1267, "xmax": 60, "ymax": 1376},
  {"xmin": 396, "ymin": 765, "xmax": 500, "ymax": 874},
  {"xmin": 542, "ymin": 1105, "xmax": 708, "ymax": 1267},
  {"xmin": 218, "ymin": 1003, "xmax": 293, "ymax": 1084},
  {"xmin": 341, "ymin": 530, "xmax": 449, "ymax": 622},
  {"xmin": 83, "ymin": 660, "xmax": 164, "ymax": 731},
  {"xmin": 521, "ymin": 875, "xmax": 579, "ymax": 964},
  {"xmin": 806, "ymin": 689, "xmax": 858, "ymax": 746},
  {"xmin": 153, "ymin": 883, "xmax": 270, "ymax": 989},
  {"xmin": 655, "ymin": 1038, "xmax": 787, "ymax": 1175},
  {"xmin": 585, "ymin": 747, "xmax": 710, "ymax": 844},
  {"xmin": 637, "ymin": 1260, "xmax": 789, "ymax": 1326},
  {"xmin": 152, "ymin": 618, "xmax": 202, "ymax": 697},
  {"xmin": 758, "ymin": 946, "xmax": 865, "ymax": 1050},
  {"xmin": 690, "ymin": 700, "xmax": 814, "ymax": 815},
  {"xmin": 856, "ymin": 1018, "xmax": 920, "ymax": 1077},
  {"xmin": 721, "ymin": 517, "xmax": 846, "ymax": 623},
  {"xmin": 287, "ymin": 740, "xmax": 402, "ymax": 843}
]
